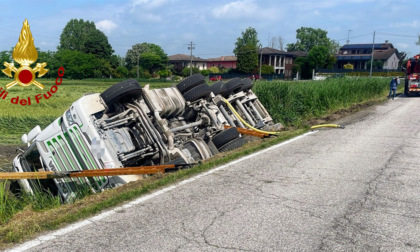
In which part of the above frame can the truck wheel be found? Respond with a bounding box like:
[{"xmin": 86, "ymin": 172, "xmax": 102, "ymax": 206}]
[
  {"xmin": 183, "ymin": 84, "xmax": 212, "ymax": 102},
  {"xmin": 221, "ymin": 78, "xmax": 244, "ymax": 97},
  {"xmin": 240, "ymin": 78, "xmax": 253, "ymax": 92},
  {"xmin": 176, "ymin": 74, "xmax": 206, "ymax": 94},
  {"xmin": 218, "ymin": 137, "xmax": 245, "ymax": 152},
  {"xmin": 100, "ymin": 79, "xmax": 142, "ymax": 112},
  {"xmin": 404, "ymin": 78, "xmax": 409, "ymax": 96},
  {"xmin": 206, "ymin": 140, "xmax": 219, "ymax": 155},
  {"xmin": 212, "ymin": 127, "xmax": 240, "ymax": 149},
  {"xmin": 209, "ymin": 81, "xmax": 225, "ymax": 95}
]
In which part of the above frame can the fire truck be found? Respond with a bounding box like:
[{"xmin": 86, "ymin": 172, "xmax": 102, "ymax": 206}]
[{"xmin": 405, "ymin": 55, "xmax": 420, "ymax": 96}]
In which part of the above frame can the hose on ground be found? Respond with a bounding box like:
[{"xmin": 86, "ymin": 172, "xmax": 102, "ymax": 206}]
[
  {"xmin": 310, "ymin": 124, "xmax": 345, "ymax": 130},
  {"xmin": 222, "ymin": 98, "xmax": 280, "ymax": 135}
]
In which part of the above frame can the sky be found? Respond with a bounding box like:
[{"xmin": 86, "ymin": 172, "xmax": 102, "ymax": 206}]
[{"xmin": 0, "ymin": 0, "xmax": 419, "ymax": 59}]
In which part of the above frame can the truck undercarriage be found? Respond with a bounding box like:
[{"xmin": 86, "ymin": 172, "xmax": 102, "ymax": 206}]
[{"xmin": 12, "ymin": 74, "xmax": 282, "ymax": 202}]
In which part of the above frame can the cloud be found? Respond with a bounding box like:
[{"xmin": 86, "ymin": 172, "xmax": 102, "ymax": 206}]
[
  {"xmin": 130, "ymin": 0, "xmax": 168, "ymax": 10},
  {"xmin": 212, "ymin": 0, "xmax": 257, "ymax": 19},
  {"xmin": 136, "ymin": 13, "xmax": 162, "ymax": 22},
  {"xmin": 390, "ymin": 20, "xmax": 420, "ymax": 29},
  {"xmin": 396, "ymin": 43, "xmax": 410, "ymax": 49},
  {"xmin": 96, "ymin": 20, "xmax": 118, "ymax": 34}
]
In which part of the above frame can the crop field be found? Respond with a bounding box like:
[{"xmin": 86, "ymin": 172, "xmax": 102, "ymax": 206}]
[
  {"xmin": 0, "ymin": 78, "xmax": 175, "ymax": 145},
  {"xmin": 253, "ymin": 77, "xmax": 390, "ymax": 127}
]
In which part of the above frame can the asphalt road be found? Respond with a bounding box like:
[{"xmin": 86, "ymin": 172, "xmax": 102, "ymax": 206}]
[{"xmin": 10, "ymin": 95, "xmax": 420, "ymax": 252}]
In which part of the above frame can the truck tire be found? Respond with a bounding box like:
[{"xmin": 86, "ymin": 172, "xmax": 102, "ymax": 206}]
[
  {"xmin": 176, "ymin": 74, "xmax": 206, "ymax": 94},
  {"xmin": 404, "ymin": 78, "xmax": 409, "ymax": 96},
  {"xmin": 240, "ymin": 78, "xmax": 253, "ymax": 92},
  {"xmin": 209, "ymin": 81, "xmax": 225, "ymax": 95},
  {"xmin": 212, "ymin": 127, "xmax": 240, "ymax": 149},
  {"xmin": 206, "ymin": 140, "xmax": 219, "ymax": 155},
  {"xmin": 183, "ymin": 84, "xmax": 212, "ymax": 102},
  {"xmin": 100, "ymin": 79, "xmax": 142, "ymax": 112},
  {"xmin": 218, "ymin": 137, "xmax": 245, "ymax": 152},
  {"xmin": 221, "ymin": 78, "xmax": 244, "ymax": 97}
]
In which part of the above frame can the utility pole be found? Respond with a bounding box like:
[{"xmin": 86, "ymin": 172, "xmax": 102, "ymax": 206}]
[
  {"xmin": 346, "ymin": 30, "xmax": 352, "ymax": 44},
  {"xmin": 136, "ymin": 54, "xmax": 139, "ymax": 79},
  {"xmin": 188, "ymin": 42, "xmax": 195, "ymax": 76},
  {"xmin": 259, "ymin": 44, "xmax": 262, "ymax": 80},
  {"xmin": 369, "ymin": 31, "xmax": 375, "ymax": 77}
]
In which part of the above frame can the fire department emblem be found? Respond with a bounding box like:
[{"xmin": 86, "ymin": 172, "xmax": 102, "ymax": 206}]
[{"xmin": 2, "ymin": 19, "xmax": 49, "ymax": 90}]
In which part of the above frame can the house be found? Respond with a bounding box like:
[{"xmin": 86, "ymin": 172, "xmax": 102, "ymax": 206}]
[
  {"xmin": 206, "ymin": 56, "xmax": 237, "ymax": 69},
  {"xmin": 335, "ymin": 42, "xmax": 400, "ymax": 70},
  {"xmin": 168, "ymin": 54, "xmax": 207, "ymax": 73},
  {"xmin": 258, "ymin": 47, "xmax": 303, "ymax": 78}
]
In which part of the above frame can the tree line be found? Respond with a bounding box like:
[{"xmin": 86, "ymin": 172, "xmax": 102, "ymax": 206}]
[{"xmin": 2, "ymin": 18, "xmax": 391, "ymax": 80}]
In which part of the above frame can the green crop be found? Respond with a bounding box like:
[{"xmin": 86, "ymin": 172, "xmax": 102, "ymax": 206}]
[{"xmin": 253, "ymin": 77, "xmax": 389, "ymax": 127}]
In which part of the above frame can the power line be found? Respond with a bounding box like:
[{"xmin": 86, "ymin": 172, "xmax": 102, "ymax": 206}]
[{"xmin": 376, "ymin": 32, "xmax": 418, "ymax": 38}]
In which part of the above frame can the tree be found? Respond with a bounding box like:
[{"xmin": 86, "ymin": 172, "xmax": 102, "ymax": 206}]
[
  {"xmin": 158, "ymin": 69, "xmax": 171, "ymax": 79},
  {"xmin": 208, "ymin": 66, "xmax": 220, "ymax": 74},
  {"xmin": 0, "ymin": 50, "xmax": 13, "ymax": 77},
  {"xmin": 292, "ymin": 57, "xmax": 312, "ymax": 79},
  {"xmin": 125, "ymin": 43, "xmax": 168, "ymax": 73},
  {"xmin": 260, "ymin": 65, "xmax": 274, "ymax": 74},
  {"xmin": 125, "ymin": 43, "xmax": 168, "ymax": 77},
  {"xmin": 233, "ymin": 27, "xmax": 259, "ymax": 55},
  {"xmin": 181, "ymin": 67, "xmax": 200, "ymax": 77},
  {"xmin": 234, "ymin": 27, "xmax": 259, "ymax": 73},
  {"xmin": 268, "ymin": 36, "xmax": 284, "ymax": 51},
  {"xmin": 0, "ymin": 50, "xmax": 12, "ymax": 63},
  {"xmin": 236, "ymin": 44, "xmax": 258, "ymax": 73},
  {"xmin": 54, "ymin": 49, "xmax": 101, "ymax": 79},
  {"xmin": 366, "ymin": 60, "xmax": 384, "ymax": 69},
  {"xmin": 115, "ymin": 66, "xmax": 129, "ymax": 78},
  {"xmin": 58, "ymin": 19, "xmax": 114, "ymax": 60},
  {"xmin": 200, "ymin": 69, "xmax": 210, "ymax": 76},
  {"xmin": 287, "ymin": 27, "xmax": 339, "ymax": 53},
  {"xmin": 308, "ymin": 46, "xmax": 329, "ymax": 69}
]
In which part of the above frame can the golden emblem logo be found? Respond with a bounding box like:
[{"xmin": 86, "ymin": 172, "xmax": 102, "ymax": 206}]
[{"xmin": 2, "ymin": 19, "xmax": 49, "ymax": 90}]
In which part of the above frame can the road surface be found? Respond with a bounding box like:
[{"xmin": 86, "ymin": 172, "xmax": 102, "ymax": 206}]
[{"xmin": 10, "ymin": 95, "xmax": 420, "ymax": 251}]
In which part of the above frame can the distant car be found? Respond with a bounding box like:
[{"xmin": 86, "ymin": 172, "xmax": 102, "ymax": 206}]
[{"xmin": 209, "ymin": 75, "xmax": 222, "ymax": 81}]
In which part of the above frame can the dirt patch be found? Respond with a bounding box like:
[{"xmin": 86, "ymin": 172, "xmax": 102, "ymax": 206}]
[{"xmin": 0, "ymin": 145, "xmax": 20, "ymax": 171}]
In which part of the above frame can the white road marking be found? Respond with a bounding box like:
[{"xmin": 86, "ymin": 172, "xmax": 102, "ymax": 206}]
[{"xmin": 7, "ymin": 131, "xmax": 317, "ymax": 252}]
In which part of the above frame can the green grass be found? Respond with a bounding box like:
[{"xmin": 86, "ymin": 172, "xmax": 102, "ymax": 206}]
[
  {"xmin": 254, "ymin": 77, "xmax": 390, "ymax": 127},
  {"xmin": 0, "ymin": 78, "xmax": 175, "ymax": 145}
]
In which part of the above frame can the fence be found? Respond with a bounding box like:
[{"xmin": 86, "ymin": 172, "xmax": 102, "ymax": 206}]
[
  {"xmin": 317, "ymin": 68, "xmax": 401, "ymax": 73},
  {"xmin": 208, "ymin": 73, "xmax": 286, "ymax": 81}
]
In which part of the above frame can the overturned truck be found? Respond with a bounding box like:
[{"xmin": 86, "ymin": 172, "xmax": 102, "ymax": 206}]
[{"xmin": 13, "ymin": 74, "xmax": 282, "ymax": 202}]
